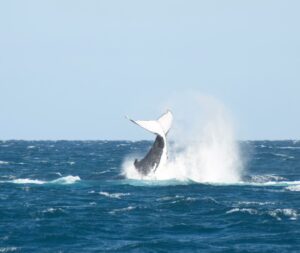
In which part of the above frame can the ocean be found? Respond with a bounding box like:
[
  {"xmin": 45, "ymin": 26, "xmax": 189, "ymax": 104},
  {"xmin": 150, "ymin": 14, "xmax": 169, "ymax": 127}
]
[{"xmin": 0, "ymin": 140, "xmax": 299, "ymax": 252}]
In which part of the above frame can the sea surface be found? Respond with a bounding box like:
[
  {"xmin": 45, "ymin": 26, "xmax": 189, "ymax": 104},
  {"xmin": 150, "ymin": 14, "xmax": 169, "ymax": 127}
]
[{"xmin": 0, "ymin": 140, "xmax": 299, "ymax": 252}]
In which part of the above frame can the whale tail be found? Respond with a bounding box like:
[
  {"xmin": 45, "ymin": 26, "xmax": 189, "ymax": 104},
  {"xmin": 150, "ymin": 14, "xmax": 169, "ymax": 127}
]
[
  {"xmin": 127, "ymin": 110, "xmax": 173, "ymax": 138},
  {"xmin": 127, "ymin": 110, "xmax": 173, "ymax": 175}
]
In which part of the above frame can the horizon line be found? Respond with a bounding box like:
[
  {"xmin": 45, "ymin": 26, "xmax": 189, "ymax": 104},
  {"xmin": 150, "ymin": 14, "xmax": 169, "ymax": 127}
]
[{"xmin": 0, "ymin": 139, "xmax": 299, "ymax": 142}]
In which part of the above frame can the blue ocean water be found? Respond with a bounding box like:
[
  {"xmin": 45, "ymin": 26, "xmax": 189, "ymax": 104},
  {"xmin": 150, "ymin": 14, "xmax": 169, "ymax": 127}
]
[{"xmin": 0, "ymin": 140, "xmax": 299, "ymax": 252}]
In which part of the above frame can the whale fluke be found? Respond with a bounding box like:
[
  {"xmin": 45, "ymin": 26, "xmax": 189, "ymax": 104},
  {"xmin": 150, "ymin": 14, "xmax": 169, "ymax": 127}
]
[{"xmin": 127, "ymin": 111, "xmax": 173, "ymax": 175}]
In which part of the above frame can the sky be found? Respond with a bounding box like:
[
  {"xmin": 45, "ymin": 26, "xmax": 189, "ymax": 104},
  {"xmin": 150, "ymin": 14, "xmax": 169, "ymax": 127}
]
[{"xmin": 0, "ymin": 0, "xmax": 299, "ymax": 140}]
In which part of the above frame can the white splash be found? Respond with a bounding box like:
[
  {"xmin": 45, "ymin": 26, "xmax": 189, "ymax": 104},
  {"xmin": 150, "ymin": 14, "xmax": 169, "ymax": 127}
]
[{"xmin": 123, "ymin": 94, "xmax": 243, "ymax": 183}]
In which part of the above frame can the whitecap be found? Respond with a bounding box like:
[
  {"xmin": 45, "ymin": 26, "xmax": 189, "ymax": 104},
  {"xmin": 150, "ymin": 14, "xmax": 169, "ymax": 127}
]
[
  {"xmin": 99, "ymin": 191, "xmax": 130, "ymax": 199},
  {"xmin": 0, "ymin": 161, "xmax": 9, "ymax": 165},
  {"xmin": 109, "ymin": 206, "xmax": 135, "ymax": 214},
  {"xmin": 268, "ymin": 209, "xmax": 298, "ymax": 221},
  {"xmin": 273, "ymin": 153, "xmax": 294, "ymax": 159},
  {"xmin": 249, "ymin": 174, "xmax": 287, "ymax": 183},
  {"xmin": 227, "ymin": 207, "xmax": 298, "ymax": 221},
  {"xmin": 42, "ymin": 207, "xmax": 64, "ymax": 214},
  {"xmin": 236, "ymin": 201, "xmax": 276, "ymax": 206},
  {"xmin": 51, "ymin": 175, "xmax": 81, "ymax": 184},
  {"xmin": 286, "ymin": 185, "xmax": 300, "ymax": 192},
  {"xmin": 117, "ymin": 143, "xmax": 130, "ymax": 147},
  {"xmin": 278, "ymin": 146, "xmax": 300, "ymax": 150},
  {"xmin": 226, "ymin": 208, "xmax": 258, "ymax": 215},
  {"xmin": 157, "ymin": 195, "xmax": 197, "ymax": 204},
  {"xmin": 233, "ymin": 180, "xmax": 300, "ymax": 188},
  {"xmin": 157, "ymin": 195, "xmax": 183, "ymax": 201},
  {"xmin": 11, "ymin": 178, "xmax": 46, "ymax": 184},
  {"xmin": 0, "ymin": 175, "xmax": 80, "ymax": 185},
  {"xmin": 27, "ymin": 146, "xmax": 35, "ymax": 149}
]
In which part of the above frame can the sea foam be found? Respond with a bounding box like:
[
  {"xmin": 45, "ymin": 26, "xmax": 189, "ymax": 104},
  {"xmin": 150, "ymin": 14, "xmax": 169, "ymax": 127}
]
[
  {"xmin": 1, "ymin": 176, "xmax": 81, "ymax": 185},
  {"xmin": 99, "ymin": 191, "xmax": 130, "ymax": 199},
  {"xmin": 286, "ymin": 185, "xmax": 300, "ymax": 192}
]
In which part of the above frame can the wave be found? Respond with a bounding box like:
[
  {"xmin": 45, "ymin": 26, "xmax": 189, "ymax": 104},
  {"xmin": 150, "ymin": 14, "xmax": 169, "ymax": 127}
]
[
  {"xmin": 273, "ymin": 153, "xmax": 295, "ymax": 159},
  {"xmin": 0, "ymin": 247, "xmax": 18, "ymax": 253},
  {"xmin": 278, "ymin": 146, "xmax": 300, "ymax": 150},
  {"xmin": 286, "ymin": 185, "xmax": 300, "ymax": 192},
  {"xmin": 51, "ymin": 175, "xmax": 81, "ymax": 184},
  {"xmin": 0, "ymin": 161, "xmax": 9, "ymax": 165},
  {"xmin": 226, "ymin": 208, "xmax": 258, "ymax": 215},
  {"xmin": 109, "ymin": 206, "xmax": 136, "ymax": 214},
  {"xmin": 214, "ymin": 179, "xmax": 300, "ymax": 187},
  {"xmin": 99, "ymin": 191, "xmax": 130, "ymax": 199},
  {"xmin": 248, "ymin": 174, "xmax": 287, "ymax": 183},
  {"xmin": 156, "ymin": 195, "xmax": 197, "ymax": 204},
  {"xmin": 120, "ymin": 174, "xmax": 300, "ymax": 189},
  {"xmin": 11, "ymin": 178, "xmax": 46, "ymax": 184},
  {"xmin": 120, "ymin": 178, "xmax": 192, "ymax": 187},
  {"xmin": 236, "ymin": 201, "xmax": 276, "ymax": 206},
  {"xmin": 268, "ymin": 209, "xmax": 298, "ymax": 220},
  {"xmin": 0, "ymin": 175, "xmax": 81, "ymax": 185},
  {"xmin": 226, "ymin": 208, "xmax": 298, "ymax": 220}
]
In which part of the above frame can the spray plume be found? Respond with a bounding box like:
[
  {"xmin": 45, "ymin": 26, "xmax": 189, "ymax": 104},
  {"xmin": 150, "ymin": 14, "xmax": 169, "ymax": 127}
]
[{"xmin": 123, "ymin": 93, "xmax": 243, "ymax": 184}]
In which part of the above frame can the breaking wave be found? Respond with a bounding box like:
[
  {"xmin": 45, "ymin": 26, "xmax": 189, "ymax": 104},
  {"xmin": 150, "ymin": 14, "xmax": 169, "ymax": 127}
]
[
  {"xmin": 286, "ymin": 185, "xmax": 300, "ymax": 192},
  {"xmin": 226, "ymin": 208, "xmax": 299, "ymax": 220},
  {"xmin": 99, "ymin": 191, "xmax": 130, "ymax": 199},
  {"xmin": 109, "ymin": 206, "xmax": 136, "ymax": 215},
  {"xmin": 0, "ymin": 175, "xmax": 81, "ymax": 185}
]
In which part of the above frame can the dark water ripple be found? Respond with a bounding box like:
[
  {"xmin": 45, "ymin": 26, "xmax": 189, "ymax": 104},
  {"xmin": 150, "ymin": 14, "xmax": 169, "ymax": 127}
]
[{"xmin": 0, "ymin": 140, "xmax": 299, "ymax": 252}]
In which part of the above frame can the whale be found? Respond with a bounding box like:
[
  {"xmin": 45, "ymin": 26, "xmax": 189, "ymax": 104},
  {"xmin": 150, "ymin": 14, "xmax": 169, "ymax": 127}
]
[{"xmin": 127, "ymin": 110, "xmax": 173, "ymax": 175}]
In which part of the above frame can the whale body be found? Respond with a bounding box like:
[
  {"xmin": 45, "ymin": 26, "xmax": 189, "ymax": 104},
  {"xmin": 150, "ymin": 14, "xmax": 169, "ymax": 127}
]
[{"xmin": 127, "ymin": 111, "xmax": 173, "ymax": 175}]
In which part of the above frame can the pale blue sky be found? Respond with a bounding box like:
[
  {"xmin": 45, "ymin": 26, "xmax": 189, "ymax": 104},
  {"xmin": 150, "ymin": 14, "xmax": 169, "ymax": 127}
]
[{"xmin": 0, "ymin": 0, "xmax": 299, "ymax": 140}]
